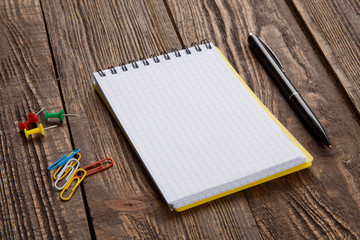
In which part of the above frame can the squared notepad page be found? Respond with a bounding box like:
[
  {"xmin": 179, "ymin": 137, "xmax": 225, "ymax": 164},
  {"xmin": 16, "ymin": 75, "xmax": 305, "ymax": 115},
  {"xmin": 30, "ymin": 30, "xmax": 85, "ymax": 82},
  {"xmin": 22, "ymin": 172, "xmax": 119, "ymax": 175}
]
[{"xmin": 94, "ymin": 43, "xmax": 308, "ymax": 210}]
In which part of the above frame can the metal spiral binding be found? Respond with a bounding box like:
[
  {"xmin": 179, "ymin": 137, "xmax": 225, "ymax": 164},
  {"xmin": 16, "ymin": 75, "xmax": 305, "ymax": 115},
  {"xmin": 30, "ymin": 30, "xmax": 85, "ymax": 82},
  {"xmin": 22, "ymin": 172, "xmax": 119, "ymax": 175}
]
[
  {"xmin": 171, "ymin": 48, "xmax": 181, "ymax": 57},
  {"xmin": 97, "ymin": 39, "xmax": 212, "ymax": 76},
  {"xmin": 160, "ymin": 51, "xmax": 170, "ymax": 60},
  {"xmin": 120, "ymin": 63, "xmax": 128, "ymax": 71},
  {"xmin": 191, "ymin": 42, "xmax": 202, "ymax": 52},
  {"xmin": 201, "ymin": 39, "xmax": 212, "ymax": 49},
  {"xmin": 109, "ymin": 66, "xmax": 117, "ymax": 74},
  {"xmin": 130, "ymin": 60, "xmax": 139, "ymax": 69},
  {"xmin": 151, "ymin": 54, "xmax": 160, "ymax": 63},
  {"xmin": 98, "ymin": 70, "xmax": 106, "ymax": 77},
  {"xmin": 141, "ymin": 57, "xmax": 150, "ymax": 66}
]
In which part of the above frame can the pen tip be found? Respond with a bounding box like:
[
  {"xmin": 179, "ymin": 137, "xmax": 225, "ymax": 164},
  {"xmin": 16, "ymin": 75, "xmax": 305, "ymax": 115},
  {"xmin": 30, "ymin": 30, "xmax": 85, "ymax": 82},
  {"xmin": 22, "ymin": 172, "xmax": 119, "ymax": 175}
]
[
  {"xmin": 249, "ymin": 32, "xmax": 253, "ymax": 36},
  {"xmin": 329, "ymin": 145, "xmax": 332, "ymax": 148}
]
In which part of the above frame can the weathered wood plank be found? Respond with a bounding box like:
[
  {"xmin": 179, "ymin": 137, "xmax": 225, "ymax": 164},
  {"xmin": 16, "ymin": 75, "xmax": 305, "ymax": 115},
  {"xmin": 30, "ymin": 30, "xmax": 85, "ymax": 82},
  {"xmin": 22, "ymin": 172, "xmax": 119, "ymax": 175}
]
[
  {"xmin": 0, "ymin": 0, "xmax": 90, "ymax": 239},
  {"xmin": 167, "ymin": 0, "xmax": 360, "ymax": 238},
  {"xmin": 289, "ymin": 0, "xmax": 360, "ymax": 115},
  {"xmin": 40, "ymin": 0, "xmax": 263, "ymax": 239}
]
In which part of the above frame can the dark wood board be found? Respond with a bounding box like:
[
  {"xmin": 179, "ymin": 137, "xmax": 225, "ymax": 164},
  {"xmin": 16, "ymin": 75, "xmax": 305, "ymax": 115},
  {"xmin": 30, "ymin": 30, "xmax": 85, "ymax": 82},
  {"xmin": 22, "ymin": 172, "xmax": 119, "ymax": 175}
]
[
  {"xmin": 167, "ymin": 0, "xmax": 360, "ymax": 239},
  {"xmin": 40, "ymin": 0, "xmax": 262, "ymax": 238},
  {"xmin": 289, "ymin": 0, "xmax": 360, "ymax": 116},
  {"xmin": 2, "ymin": 0, "xmax": 360, "ymax": 238},
  {"xmin": 0, "ymin": 0, "xmax": 90, "ymax": 239}
]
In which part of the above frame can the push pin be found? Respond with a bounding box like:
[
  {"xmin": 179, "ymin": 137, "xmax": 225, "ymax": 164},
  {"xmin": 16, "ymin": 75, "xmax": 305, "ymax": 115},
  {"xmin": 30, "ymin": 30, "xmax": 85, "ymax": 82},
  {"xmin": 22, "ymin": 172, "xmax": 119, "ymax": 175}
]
[
  {"xmin": 18, "ymin": 108, "xmax": 45, "ymax": 131},
  {"xmin": 45, "ymin": 109, "xmax": 79, "ymax": 122},
  {"xmin": 24, "ymin": 123, "xmax": 58, "ymax": 139}
]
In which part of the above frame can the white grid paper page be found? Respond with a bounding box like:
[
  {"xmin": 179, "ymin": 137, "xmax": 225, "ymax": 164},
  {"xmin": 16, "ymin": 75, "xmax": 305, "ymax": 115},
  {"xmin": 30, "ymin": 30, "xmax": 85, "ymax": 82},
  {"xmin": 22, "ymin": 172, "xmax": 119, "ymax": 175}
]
[{"xmin": 94, "ymin": 43, "xmax": 306, "ymax": 209}]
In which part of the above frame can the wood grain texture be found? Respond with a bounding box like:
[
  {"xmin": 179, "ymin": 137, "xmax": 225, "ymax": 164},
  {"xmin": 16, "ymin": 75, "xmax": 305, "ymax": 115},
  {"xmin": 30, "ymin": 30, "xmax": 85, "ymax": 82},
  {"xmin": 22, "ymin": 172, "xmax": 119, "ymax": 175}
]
[
  {"xmin": 3, "ymin": 0, "xmax": 360, "ymax": 238},
  {"xmin": 289, "ymin": 0, "xmax": 360, "ymax": 115},
  {"xmin": 167, "ymin": 0, "xmax": 360, "ymax": 238},
  {"xmin": 40, "ymin": 0, "xmax": 263, "ymax": 239},
  {"xmin": 0, "ymin": 0, "xmax": 90, "ymax": 239}
]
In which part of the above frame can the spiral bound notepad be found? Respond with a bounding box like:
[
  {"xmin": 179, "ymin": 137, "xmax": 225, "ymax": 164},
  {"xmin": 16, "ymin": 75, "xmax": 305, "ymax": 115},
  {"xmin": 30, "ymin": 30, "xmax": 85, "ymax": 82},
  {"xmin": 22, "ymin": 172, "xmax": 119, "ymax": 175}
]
[{"xmin": 93, "ymin": 42, "xmax": 313, "ymax": 211}]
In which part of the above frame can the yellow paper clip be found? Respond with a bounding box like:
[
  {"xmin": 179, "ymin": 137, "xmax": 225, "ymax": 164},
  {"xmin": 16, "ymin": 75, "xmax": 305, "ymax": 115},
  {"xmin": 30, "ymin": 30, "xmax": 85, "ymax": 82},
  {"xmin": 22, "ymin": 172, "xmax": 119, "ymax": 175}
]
[
  {"xmin": 60, "ymin": 169, "xmax": 86, "ymax": 201},
  {"xmin": 53, "ymin": 153, "xmax": 81, "ymax": 180}
]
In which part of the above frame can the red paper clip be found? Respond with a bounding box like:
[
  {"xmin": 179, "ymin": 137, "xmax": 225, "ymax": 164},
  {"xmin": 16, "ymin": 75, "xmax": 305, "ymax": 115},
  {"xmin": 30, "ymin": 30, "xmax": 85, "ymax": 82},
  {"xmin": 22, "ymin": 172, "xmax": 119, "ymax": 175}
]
[{"xmin": 75, "ymin": 158, "xmax": 113, "ymax": 178}]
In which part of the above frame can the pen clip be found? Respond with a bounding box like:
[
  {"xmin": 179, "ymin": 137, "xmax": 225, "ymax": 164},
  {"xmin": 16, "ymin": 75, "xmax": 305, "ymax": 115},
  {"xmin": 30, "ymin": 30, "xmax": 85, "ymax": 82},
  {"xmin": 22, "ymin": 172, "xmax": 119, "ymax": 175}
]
[{"xmin": 257, "ymin": 36, "xmax": 286, "ymax": 73}]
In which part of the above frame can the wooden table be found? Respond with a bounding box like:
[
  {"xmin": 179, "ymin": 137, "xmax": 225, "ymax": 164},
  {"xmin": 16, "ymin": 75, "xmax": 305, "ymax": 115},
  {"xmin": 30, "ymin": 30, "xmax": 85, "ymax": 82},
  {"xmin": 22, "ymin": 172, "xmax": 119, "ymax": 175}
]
[{"xmin": 1, "ymin": 0, "xmax": 359, "ymax": 239}]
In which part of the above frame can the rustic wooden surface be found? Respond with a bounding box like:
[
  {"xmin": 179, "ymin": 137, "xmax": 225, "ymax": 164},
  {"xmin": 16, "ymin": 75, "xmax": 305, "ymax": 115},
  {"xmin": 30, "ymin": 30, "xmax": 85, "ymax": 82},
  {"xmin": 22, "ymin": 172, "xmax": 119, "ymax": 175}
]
[
  {"xmin": 0, "ymin": 0, "xmax": 359, "ymax": 239},
  {"xmin": 290, "ymin": 0, "xmax": 360, "ymax": 116},
  {"xmin": 0, "ymin": 0, "xmax": 90, "ymax": 239}
]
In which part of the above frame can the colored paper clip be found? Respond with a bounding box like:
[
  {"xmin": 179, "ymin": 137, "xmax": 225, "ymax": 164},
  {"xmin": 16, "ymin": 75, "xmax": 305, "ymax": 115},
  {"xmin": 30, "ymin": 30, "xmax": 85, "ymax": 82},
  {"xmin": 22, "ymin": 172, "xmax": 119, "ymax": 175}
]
[
  {"xmin": 53, "ymin": 153, "xmax": 82, "ymax": 180},
  {"xmin": 60, "ymin": 169, "xmax": 86, "ymax": 201},
  {"xmin": 54, "ymin": 158, "xmax": 80, "ymax": 190},
  {"xmin": 75, "ymin": 158, "xmax": 114, "ymax": 178},
  {"xmin": 47, "ymin": 148, "xmax": 81, "ymax": 170}
]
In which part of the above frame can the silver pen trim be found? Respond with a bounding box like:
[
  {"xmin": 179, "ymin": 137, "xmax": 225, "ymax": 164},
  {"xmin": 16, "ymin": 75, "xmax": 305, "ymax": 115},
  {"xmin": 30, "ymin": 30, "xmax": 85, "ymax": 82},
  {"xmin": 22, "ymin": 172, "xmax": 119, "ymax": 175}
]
[{"xmin": 288, "ymin": 92, "xmax": 299, "ymax": 100}]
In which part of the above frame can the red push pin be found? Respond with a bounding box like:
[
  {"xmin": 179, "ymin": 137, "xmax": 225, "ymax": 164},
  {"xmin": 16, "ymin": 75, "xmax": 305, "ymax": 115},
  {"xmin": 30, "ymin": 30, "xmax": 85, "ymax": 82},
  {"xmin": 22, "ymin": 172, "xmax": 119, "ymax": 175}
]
[{"xmin": 19, "ymin": 108, "xmax": 45, "ymax": 131}]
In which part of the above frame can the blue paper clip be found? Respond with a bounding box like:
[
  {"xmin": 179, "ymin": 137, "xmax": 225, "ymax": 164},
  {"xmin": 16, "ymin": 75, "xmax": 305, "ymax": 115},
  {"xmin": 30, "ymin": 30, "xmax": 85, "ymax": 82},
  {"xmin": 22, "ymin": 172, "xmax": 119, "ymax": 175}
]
[{"xmin": 47, "ymin": 148, "xmax": 81, "ymax": 170}]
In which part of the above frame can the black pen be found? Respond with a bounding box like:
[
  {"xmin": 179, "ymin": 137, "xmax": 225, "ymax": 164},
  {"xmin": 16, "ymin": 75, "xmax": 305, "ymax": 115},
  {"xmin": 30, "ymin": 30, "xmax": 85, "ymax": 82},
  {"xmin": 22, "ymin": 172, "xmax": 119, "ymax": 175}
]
[{"xmin": 248, "ymin": 32, "xmax": 331, "ymax": 148}]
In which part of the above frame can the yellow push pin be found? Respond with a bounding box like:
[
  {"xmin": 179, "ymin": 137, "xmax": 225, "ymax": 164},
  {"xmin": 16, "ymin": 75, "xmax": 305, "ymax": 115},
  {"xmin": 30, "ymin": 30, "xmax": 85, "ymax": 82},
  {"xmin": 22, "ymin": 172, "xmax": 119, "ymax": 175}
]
[{"xmin": 24, "ymin": 123, "xmax": 58, "ymax": 139}]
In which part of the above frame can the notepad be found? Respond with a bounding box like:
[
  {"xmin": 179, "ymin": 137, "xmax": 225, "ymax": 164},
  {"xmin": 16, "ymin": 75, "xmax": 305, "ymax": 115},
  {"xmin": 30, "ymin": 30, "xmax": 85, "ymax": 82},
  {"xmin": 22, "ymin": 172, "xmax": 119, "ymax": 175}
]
[{"xmin": 93, "ymin": 42, "xmax": 312, "ymax": 211}]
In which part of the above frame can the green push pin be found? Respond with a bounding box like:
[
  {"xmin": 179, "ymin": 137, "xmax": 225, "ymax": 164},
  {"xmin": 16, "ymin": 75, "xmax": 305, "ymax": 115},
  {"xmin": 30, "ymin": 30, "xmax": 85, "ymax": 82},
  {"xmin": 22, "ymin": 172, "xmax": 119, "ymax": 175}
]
[{"xmin": 45, "ymin": 109, "xmax": 79, "ymax": 122}]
